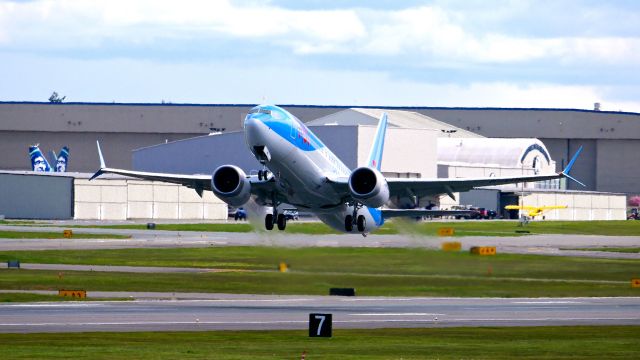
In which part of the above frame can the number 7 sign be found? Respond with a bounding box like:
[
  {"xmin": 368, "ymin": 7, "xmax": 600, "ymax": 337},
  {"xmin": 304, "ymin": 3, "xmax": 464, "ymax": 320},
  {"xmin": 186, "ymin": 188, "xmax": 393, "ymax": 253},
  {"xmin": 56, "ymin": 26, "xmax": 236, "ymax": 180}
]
[{"xmin": 309, "ymin": 313, "xmax": 332, "ymax": 337}]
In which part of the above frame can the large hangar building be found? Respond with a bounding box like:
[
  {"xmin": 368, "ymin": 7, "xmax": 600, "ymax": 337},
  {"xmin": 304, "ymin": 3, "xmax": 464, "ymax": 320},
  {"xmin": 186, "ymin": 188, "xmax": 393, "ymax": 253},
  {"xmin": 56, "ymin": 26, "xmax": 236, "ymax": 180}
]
[{"xmin": 0, "ymin": 101, "xmax": 636, "ymax": 220}]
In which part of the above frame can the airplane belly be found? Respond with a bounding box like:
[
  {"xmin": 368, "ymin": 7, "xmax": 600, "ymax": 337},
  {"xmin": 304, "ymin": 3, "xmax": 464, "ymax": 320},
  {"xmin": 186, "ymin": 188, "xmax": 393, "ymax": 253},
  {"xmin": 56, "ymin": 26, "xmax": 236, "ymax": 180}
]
[
  {"xmin": 267, "ymin": 140, "xmax": 340, "ymax": 207},
  {"xmin": 247, "ymin": 117, "xmax": 344, "ymax": 208}
]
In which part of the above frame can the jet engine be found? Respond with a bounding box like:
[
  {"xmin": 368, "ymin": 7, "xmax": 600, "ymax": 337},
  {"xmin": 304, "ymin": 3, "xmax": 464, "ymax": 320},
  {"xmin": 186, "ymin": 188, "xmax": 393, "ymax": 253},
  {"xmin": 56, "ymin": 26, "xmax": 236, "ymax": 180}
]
[
  {"xmin": 211, "ymin": 165, "xmax": 251, "ymax": 206},
  {"xmin": 348, "ymin": 167, "xmax": 390, "ymax": 208}
]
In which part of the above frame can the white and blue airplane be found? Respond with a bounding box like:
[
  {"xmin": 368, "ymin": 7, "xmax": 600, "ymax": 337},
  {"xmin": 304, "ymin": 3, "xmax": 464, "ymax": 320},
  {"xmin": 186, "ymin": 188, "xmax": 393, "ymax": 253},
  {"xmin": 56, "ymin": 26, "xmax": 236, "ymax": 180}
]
[{"xmin": 91, "ymin": 105, "xmax": 583, "ymax": 235}]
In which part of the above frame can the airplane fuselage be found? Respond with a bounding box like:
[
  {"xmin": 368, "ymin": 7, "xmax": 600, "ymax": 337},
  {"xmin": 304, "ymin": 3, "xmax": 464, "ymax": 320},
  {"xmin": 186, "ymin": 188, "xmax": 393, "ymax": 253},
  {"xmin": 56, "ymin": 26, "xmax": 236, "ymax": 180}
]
[{"xmin": 244, "ymin": 105, "xmax": 383, "ymax": 232}]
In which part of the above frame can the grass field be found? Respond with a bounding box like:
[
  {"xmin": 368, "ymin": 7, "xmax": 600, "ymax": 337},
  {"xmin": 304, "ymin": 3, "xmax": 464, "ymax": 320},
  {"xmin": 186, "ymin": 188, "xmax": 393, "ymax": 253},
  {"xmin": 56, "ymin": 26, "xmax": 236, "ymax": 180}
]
[
  {"xmin": 0, "ymin": 292, "xmax": 126, "ymax": 302},
  {"xmin": 0, "ymin": 326, "xmax": 638, "ymax": 359},
  {"xmin": 1, "ymin": 247, "xmax": 638, "ymax": 297},
  {"xmin": 0, "ymin": 231, "xmax": 130, "ymax": 239},
  {"xmin": 65, "ymin": 219, "xmax": 640, "ymax": 236}
]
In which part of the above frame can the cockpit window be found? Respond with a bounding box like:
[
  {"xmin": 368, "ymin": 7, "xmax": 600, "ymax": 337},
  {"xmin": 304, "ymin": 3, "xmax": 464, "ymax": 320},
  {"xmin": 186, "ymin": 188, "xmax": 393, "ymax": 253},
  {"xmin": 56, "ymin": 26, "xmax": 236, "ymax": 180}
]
[
  {"xmin": 248, "ymin": 108, "xmax": 271, "ymax": 115},
  {"xmin": 249, "ymin": 108, "xmax": 271, "ymax": 115}
]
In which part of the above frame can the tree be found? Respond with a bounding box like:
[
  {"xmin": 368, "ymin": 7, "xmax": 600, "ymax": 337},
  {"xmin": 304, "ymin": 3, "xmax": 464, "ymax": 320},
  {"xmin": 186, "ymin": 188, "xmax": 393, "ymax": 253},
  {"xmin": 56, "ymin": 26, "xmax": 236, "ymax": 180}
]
[{"xmin": 48, "ymin": 92, "xmax": 66, "ymax": 103}]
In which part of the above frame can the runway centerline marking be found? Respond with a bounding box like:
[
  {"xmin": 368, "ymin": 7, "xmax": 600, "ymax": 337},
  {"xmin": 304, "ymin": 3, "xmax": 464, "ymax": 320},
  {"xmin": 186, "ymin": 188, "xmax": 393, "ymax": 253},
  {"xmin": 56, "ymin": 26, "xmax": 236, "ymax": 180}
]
[
  {"xmin": 350, "ymin": 313, "xmax": 445, "ymax": 316},
  {"xmin": 512, "ymin": 301, "xmax": 583, "ymax": 304}
]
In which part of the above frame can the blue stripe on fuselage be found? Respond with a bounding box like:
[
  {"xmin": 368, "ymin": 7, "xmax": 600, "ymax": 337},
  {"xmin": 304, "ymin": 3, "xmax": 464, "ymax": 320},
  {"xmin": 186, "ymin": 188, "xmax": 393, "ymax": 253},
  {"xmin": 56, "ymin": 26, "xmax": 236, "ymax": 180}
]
[
  {"xmin": 368, "ymin": 207, "xmax": 384, "ymax": 227},
  {"xmin": 250, "ymin": 105, "xmax": 325, "ymax": 152}
]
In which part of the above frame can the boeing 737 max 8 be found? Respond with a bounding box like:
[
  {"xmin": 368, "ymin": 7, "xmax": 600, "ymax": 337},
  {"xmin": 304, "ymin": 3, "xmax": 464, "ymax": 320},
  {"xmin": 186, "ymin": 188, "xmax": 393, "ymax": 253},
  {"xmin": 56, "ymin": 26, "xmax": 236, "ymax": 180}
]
[{"xmin": 91, "ymin": 105, "xmax": 583, "ymax": 235}]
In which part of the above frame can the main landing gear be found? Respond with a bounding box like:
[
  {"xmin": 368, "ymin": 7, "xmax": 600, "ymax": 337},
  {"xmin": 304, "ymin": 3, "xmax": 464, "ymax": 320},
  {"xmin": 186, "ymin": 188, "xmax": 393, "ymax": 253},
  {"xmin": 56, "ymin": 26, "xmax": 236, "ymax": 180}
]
[
  {"xmin": 345, "ymin": 203, "xmax": 367, "ymax": 235},
  {"xmin": 265, "ymin": 196, "xmax": 286, "ymax": 231},
  {"xmin": 258, "ymin": 169, "xmax": 270, "ymax": 181},
  {"xmin": 265, "ymin": 212, "xmax": 286, "ymax": 231}
]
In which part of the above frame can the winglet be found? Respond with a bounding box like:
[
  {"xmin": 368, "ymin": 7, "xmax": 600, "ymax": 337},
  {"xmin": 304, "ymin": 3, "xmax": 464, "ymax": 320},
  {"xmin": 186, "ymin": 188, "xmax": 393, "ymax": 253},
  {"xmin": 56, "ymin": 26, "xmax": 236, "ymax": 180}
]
[
  {"xmin": 562, "ymin": 146, "xmax": 582, "ymax": 175},
  {"xmin": 561, "ymin": 146, "xmax": 585, "ymax": 187},
  {"xmin": 89, "ymin": 141, "xmax": 106, "ymax": 181},
  {"xmin": 96, "ymin": 140, "xmax": 106, "ymax": 169},
  {"xmin": 366, "ymin": 112, "xmax": 388, "ymax": 170}
]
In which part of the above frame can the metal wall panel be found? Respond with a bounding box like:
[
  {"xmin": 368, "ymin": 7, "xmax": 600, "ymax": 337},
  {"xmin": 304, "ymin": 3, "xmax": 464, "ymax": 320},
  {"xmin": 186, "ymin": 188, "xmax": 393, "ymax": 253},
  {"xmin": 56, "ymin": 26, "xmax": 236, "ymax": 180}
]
[{"xmin": 0, "ymin": 173, "xmax": 73, "ymax": 219}]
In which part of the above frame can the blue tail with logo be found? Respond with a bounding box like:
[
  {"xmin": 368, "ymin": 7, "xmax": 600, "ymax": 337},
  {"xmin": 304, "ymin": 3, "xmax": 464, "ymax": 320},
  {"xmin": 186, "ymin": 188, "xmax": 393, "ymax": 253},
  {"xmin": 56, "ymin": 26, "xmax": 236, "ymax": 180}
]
[
  {"xmin": 366, "ymin": 112, "xmax": 388, "ymax": 170},
  {"xmin": 29, "ymin": 144, "xmax": 51, "ymax": 172},
  {"xmin": 55, "ymin": 146, "xmax": 70, "ymax": 172}
]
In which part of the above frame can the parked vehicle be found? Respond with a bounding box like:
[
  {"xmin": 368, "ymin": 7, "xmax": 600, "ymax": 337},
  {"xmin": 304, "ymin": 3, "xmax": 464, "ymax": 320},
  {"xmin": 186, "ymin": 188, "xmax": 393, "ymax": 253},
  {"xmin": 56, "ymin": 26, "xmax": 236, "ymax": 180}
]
[
  {"xmin": 229, "ymin": 207, "xmax": 247, "ymax": 221},
  {"xmin": 451, "ymin": 205, "xmax": 480, "ymax": 219},
  {"xmin": 283, "ymin": 209, "xmax": 299, "ymax": 221},
  {"xmin": 476, "ymin": 208, "xmax": 497, "ymax": 219},
  {"xmin": 629, "ymin": 208, "xmax": 639, "ymax": 220},
  {"xmin": 450, "ymin": 205, "xmax": 496, "ymax": 219}
]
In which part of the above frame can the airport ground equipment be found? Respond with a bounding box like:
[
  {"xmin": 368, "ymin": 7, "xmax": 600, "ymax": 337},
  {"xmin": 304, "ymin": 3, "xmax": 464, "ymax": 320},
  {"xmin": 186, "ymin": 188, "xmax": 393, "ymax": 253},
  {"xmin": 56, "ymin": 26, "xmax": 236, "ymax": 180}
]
[
  {"xmin": 7, "ymin": 260, "xmax": 20, "ymax": 268},
  {"xmin": 63, "ymin": 229, "xmax": 73, "ymax": 238}
]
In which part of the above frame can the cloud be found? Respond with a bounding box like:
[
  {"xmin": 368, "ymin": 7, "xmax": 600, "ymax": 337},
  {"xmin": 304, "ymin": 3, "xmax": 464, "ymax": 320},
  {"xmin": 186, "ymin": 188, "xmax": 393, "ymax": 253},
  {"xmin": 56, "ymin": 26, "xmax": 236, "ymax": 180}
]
[
  {"xmin": 0, "ymin": 1, "xmax": 637, "ymax": 110},
  {"xmin": 1, "ymin": 1, "xmax": 638, "ymax": 66},
  {"xmin": 0, "ymin": 0, "xmax": 366, "ymax": 49}
]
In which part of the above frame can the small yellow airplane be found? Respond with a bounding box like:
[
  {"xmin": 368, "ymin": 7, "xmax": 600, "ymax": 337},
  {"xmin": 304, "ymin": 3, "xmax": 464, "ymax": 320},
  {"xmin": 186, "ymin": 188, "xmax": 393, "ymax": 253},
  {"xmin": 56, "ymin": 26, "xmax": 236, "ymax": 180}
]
[{"xmin": 505, "ymin": 205, "xmax": 568, "ymax": 218}]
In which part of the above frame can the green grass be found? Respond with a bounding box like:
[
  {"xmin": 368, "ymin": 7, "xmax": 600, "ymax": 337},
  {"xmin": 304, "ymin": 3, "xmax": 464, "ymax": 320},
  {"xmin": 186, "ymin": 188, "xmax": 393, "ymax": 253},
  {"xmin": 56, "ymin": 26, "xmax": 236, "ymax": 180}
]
[
  {"xmin": 0, "ymin": 327, "xmax": 638, "ymax": 359},
  {"xmin": 391, "ymin": 220, "xmax": 640, "ymax": 237},
  {"xmin": 1, "ymin": 247, "xmax": 638, "ymax": 297},
  {"xmin": 0, "ymin": 231, "xmax": 130, "ymax": 239},
  {"xmin": 74, "ymin": 222, "xmax": 256, "ymax": 233},
  {"xmin": 0, "ymin": 292, "xmax": 128, "ymax": 302},
  {"xmin": 0, "ymin": 220, "xmax": 39, "ymax": 225},
  {"xmin": 64, "ymin": 220, "xmax": 640, "ymax": 236}
]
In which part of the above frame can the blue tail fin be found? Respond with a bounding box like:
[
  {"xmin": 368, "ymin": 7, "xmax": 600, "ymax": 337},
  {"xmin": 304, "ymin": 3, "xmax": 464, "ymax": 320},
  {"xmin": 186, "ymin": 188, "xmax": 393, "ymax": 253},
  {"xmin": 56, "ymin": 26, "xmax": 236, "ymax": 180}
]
[
  {"xmin": 29, "ymin": 144, "xmax": 51, "ymax": 172},
  {"xmin": 55, "ymin": 146, "xmax": 70, "ymax": 172},
  {"xmin": 366, "ymin": 112, "xmax": 388, "ymax": 170}
]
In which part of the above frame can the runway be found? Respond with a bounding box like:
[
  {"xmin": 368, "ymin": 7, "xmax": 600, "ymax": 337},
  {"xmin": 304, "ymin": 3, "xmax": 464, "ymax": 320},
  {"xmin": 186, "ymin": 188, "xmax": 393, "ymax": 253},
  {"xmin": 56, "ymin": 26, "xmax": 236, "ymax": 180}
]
[
  {"xmin": 1, "ymin": 295, "xmax": 638, "ymax": 333},
  {"xmin": 1, "ymin": 224, "xmax": 639, "ymax": 259}
]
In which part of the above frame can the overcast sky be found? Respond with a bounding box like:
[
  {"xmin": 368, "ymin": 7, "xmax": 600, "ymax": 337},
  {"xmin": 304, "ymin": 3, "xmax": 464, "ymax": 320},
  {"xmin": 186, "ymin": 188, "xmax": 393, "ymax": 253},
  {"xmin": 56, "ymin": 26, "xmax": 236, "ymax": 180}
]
[{"xmin": 1, "ymin": 0, "xmax": 638, "ymax": 111}]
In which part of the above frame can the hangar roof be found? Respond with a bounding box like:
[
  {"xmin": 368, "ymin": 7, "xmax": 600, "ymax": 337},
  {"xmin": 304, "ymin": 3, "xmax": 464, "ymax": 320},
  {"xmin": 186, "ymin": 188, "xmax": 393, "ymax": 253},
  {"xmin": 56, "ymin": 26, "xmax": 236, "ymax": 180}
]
[
  {"xmin": 437, "ymin": 138, "xmax": 553, "ymax": 168},
  {"xmin": 307, "ymin": 108, "xmax": 482, "ymax": 138}
]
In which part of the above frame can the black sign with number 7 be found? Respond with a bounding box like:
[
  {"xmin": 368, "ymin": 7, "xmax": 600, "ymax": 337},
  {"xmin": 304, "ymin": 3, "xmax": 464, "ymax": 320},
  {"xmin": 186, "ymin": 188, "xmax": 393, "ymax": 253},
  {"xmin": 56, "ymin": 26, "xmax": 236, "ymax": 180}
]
[{"xmin": 309, "ymin": 313, "xmax": 332, "ymax": 337}]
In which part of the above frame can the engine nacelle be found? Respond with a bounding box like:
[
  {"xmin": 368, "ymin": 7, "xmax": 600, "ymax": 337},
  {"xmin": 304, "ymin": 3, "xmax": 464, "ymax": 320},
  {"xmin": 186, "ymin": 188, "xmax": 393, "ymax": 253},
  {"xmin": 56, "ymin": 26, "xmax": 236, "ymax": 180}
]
[
  {"xmin": 348, "ymin": 167, "xmax": 390, "ymax": 208},
  {"xmin": 211, "ymin": 165, "xmax": 251, "ymax": 206}
]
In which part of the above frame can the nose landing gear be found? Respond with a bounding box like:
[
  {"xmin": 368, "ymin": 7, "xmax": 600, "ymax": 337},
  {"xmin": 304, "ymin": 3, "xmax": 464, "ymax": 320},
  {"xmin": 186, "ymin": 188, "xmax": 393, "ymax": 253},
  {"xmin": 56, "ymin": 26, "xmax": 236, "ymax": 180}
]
[{"xmin": 258, "ymin": 169, "xmax": 271, "ymax": 181}]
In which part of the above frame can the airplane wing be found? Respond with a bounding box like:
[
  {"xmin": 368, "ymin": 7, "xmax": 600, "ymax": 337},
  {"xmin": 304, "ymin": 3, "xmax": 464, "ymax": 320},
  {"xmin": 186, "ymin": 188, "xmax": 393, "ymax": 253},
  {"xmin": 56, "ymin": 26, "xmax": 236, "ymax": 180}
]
[
  {"xmin": 90, "ymin": 141, "xmax": 276, "ymax": 198},
  {"xmin": 505, "ymin": 205, "xmax": 537, "ymax": 211},
  {"xmin": 330, "ymin": 146, "xmax": 584, "ymax": 201},
  {"xmin": 386, "ymin": 172, "xmax": 566, "ymax": 200}
]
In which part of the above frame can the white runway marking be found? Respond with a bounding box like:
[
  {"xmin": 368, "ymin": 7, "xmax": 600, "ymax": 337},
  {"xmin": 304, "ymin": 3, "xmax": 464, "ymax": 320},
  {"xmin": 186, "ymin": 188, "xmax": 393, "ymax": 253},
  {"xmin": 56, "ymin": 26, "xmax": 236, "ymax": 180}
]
[
  {"xmin": 0, "ymin": 320, "xmax": 309, "ymax": 327},
  {"xmin": 512, "ymin": 301, "xmax": 583, "ymax": 304},
  {"xmin": 350, "ymin": 313, "xmax": 445, "ymax": 316}
]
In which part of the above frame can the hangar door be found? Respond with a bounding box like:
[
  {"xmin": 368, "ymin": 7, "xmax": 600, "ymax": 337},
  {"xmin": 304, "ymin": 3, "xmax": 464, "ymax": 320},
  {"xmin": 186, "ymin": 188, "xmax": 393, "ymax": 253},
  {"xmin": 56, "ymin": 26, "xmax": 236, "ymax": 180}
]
[{"xmin": 0, "ymin": 173, "xmax": 73, "ymax": 219}]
